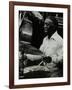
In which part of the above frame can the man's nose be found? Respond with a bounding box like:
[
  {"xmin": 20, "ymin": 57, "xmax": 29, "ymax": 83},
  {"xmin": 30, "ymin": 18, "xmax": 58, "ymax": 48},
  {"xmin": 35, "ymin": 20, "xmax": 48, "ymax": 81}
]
[{"xmin": 44, "ymin": 24, "xmax": 47, "ymax": 28}]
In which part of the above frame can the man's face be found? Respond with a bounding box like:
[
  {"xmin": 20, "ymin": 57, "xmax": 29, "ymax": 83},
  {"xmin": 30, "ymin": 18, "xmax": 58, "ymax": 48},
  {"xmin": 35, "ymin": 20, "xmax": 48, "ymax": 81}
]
[{"xmin": 44, "ymin": 18, "xmax": 54, "ymax": 34}]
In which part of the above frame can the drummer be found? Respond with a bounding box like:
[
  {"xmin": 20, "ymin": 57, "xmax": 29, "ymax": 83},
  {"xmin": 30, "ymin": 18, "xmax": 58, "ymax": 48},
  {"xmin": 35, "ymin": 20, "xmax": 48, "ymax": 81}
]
[{"xmin": 24, "ymin": 15, "xmax": 63, "ymax": 64}]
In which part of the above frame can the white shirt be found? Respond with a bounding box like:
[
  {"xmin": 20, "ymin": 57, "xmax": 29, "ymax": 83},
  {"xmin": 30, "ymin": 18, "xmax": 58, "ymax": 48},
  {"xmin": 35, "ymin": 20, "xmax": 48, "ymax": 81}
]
[{"xmin": 40, "ymin": 31, "xmax": 63, "ymax": 62}]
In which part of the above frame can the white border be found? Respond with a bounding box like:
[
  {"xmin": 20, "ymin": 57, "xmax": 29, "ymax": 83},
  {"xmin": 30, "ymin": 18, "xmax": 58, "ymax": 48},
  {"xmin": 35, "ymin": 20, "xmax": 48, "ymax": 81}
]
[{"xmin": 14, "ymin": 6, "xmax": 68, "ymax": 85}]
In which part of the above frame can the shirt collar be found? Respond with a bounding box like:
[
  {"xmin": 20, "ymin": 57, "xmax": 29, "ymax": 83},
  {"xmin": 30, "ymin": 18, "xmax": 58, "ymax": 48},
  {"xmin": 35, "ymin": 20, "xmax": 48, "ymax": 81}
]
[
  {"xmin": 51, "ymin": 31, "xmax": 58, "ymax": 40},
  {"xmin": 51, "ymin": 31, "xmax": 62, "ymax": 42}
]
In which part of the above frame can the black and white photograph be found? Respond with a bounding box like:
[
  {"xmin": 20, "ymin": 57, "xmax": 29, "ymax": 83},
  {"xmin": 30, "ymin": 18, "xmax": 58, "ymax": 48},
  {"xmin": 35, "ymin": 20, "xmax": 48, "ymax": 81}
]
[
  {"xmin": 9, "ymin": 1, "xmax": 70, "ymax": 88},
  {"xmin": 19, "ymin": 11, "xmax": 63, "ymax": 79}
]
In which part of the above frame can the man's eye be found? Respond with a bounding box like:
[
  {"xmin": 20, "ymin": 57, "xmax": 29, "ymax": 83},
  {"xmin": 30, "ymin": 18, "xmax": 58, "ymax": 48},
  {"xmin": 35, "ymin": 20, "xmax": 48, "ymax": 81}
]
[
  {"xmin": 46, "ymin": 24, "xmax": 50, "ymax": 26},
  {"xmin": 45, "ymin": 23, "xmax": 48, "ymax": 25}
]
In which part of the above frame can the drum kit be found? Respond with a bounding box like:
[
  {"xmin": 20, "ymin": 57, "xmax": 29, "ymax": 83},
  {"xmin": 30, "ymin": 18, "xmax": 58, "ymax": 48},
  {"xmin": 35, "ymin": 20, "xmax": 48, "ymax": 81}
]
[{"xmin": 19, "ymin": 41, "xmax": 54, "ymax": 79}]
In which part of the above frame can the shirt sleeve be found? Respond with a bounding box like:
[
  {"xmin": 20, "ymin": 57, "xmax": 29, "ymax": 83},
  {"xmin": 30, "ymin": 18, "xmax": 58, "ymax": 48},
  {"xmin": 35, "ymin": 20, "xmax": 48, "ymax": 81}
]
[{"xmin": 52, "ymin": 47, "xmax": 63, "ymax": 63}]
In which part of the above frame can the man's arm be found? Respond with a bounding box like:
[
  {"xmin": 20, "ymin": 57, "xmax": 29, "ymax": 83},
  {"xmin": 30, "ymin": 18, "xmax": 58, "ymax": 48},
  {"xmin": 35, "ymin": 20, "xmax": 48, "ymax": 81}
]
[
  {"xmin": 24, "ymin": 53, "xmax": 44, "ymax": 61},
  {"xmin": 52, "ymin": 48, "xmax": 63, "ymax": 64}
]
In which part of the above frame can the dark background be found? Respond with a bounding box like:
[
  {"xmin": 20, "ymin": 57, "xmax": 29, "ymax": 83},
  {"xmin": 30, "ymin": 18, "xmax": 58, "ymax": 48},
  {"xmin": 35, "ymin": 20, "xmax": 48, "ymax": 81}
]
[{"xmin": 19, "ymin": 11, "xmax": 63, "ymax": 48}]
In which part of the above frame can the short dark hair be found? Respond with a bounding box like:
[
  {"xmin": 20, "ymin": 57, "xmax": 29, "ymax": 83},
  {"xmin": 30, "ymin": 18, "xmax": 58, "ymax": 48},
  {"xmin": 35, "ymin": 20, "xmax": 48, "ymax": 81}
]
[{"xmin": 46, "ymin": 16, "xmax": 58, "ymax": 30}]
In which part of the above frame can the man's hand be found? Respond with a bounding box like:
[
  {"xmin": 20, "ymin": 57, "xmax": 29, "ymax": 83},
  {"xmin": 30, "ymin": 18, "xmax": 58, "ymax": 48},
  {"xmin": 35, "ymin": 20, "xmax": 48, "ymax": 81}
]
[{"xmin": 43, "ymin": 56, "xmax": 52, "ymax": 63}]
